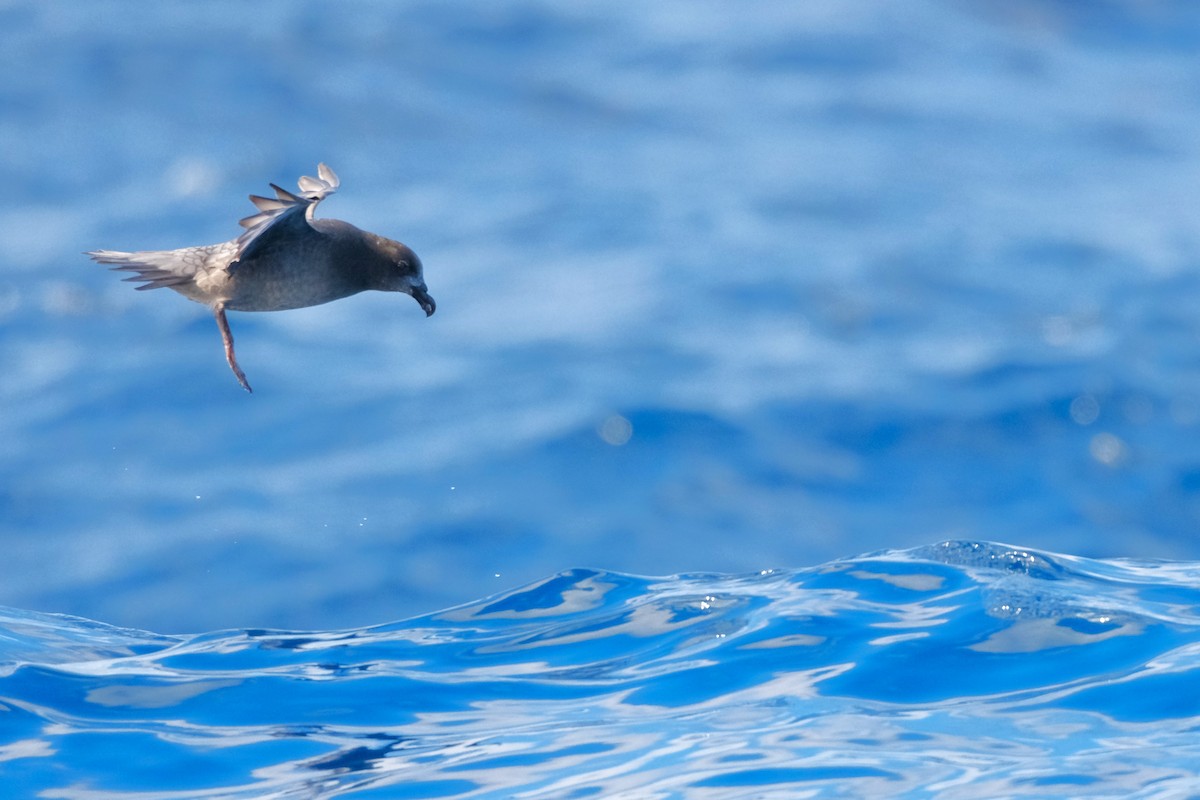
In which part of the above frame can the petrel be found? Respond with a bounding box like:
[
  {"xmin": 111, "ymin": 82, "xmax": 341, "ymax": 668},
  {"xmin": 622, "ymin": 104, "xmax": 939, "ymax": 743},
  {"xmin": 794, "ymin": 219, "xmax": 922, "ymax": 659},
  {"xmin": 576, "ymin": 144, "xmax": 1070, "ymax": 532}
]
[{"xmin": 88, "ymin": 163, "xmax": 435, "ymax": 393}]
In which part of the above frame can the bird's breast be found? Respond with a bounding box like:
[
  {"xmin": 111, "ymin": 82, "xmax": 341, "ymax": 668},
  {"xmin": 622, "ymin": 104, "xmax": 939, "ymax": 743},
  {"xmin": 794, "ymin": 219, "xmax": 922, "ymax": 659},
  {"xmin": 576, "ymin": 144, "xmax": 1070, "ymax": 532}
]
[{"xmin": 224, "ymin": 250, "xmax": 365, "ymax": 312}]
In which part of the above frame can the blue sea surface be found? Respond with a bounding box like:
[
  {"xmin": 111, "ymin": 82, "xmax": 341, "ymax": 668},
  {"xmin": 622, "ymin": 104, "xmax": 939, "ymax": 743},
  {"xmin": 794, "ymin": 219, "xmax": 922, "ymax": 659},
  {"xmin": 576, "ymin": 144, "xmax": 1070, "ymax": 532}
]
[
  {"xmin": 3, "ymin": 542, "xmax": 1200, "ymax": 798},
  {"xmin": 4, "ymin": 0, "xmax": 1200, "ymax": 796}
]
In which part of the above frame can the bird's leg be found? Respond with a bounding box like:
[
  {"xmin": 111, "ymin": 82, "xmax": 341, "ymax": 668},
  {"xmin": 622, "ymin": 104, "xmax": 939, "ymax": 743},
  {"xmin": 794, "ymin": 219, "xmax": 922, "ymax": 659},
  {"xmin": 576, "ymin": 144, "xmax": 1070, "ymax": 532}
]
[{"xmin": 214, "ymin": 302, "xmax": 252, "ymax": 393}]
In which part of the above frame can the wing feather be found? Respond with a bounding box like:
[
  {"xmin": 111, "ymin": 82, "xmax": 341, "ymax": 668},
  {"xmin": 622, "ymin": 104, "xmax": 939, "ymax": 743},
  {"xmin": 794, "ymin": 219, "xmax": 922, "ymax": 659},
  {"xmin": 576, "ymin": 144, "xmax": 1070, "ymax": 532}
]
[{"xmin": 234, "ymin": 163, "xmax": 340, "ymax": 265}]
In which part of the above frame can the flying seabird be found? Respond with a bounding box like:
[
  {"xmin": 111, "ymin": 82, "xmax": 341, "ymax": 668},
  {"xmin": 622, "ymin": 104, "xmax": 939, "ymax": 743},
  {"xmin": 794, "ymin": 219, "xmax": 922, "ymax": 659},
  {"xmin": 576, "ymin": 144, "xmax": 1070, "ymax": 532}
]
[{"xmin": 88, "ymin": 163, "xmax": 434, "ymax": 392}]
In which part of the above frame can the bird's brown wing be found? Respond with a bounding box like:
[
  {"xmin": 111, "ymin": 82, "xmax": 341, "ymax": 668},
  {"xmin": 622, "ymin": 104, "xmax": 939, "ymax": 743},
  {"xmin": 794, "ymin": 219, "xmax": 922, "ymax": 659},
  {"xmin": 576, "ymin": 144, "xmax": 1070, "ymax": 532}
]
[{"xmin": 232, "ymin": 163, "xmax": 340, "ymax": 269}]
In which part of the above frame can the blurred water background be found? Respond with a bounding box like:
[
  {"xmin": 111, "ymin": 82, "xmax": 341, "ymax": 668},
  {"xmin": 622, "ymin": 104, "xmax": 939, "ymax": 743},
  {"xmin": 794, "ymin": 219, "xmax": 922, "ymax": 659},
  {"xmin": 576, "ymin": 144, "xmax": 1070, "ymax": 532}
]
[{"xmin": 3, "ymin": 0, "xmax": 1200, "ymax": 796}]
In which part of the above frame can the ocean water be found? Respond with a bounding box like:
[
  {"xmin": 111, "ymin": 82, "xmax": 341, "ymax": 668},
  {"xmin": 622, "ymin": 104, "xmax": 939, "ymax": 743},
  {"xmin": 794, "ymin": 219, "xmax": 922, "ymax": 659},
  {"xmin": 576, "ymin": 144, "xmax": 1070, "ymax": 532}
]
[
  {"xmin": 5, "ymin": 0, "xmax": 1200, "ymax": 796},
  {"xmin": 3, "ymin": 541, "xmax": 1200, "ymax": 798}
]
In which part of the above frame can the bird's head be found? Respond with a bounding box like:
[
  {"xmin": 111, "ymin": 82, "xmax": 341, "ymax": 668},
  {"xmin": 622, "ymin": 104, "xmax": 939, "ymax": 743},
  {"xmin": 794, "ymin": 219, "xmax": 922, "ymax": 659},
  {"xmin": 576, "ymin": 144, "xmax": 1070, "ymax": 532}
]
[{"xmin": 372, "ymin": 237, "xmax": 435, "ymax": 317}]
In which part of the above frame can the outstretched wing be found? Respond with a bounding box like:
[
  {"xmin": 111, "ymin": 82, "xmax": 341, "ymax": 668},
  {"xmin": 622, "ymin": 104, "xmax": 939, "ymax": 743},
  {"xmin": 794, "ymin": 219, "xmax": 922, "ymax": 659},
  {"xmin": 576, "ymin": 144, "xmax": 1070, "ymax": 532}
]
[{"xmin": 233, "ymin": 162, "xmax": 339, "ymax": 267}]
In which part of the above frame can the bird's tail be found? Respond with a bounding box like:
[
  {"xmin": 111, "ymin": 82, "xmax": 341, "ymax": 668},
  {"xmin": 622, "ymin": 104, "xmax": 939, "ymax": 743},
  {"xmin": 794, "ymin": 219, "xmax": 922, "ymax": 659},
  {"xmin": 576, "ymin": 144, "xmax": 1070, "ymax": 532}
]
[{"xmin": 86, "ymin": 249, "xmax": 195, "ymax": 291}]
